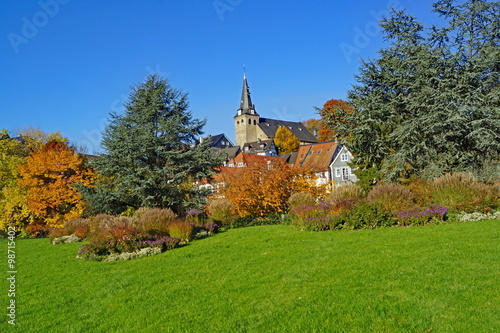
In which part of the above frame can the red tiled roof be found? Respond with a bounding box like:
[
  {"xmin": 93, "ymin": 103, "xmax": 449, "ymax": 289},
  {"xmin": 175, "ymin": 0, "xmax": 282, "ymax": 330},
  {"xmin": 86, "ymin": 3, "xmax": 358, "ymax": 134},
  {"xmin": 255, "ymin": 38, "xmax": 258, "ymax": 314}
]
[{"xmin": 294, "ymin": 141, "xmax": 339, "ymax": 171}]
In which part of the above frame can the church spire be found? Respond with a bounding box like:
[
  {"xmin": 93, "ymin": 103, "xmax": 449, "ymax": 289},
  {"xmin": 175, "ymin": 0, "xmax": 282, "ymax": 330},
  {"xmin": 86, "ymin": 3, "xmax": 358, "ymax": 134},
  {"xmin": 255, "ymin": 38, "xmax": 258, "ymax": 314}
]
[{"xmin": 237, "ymin": 71, "xmax": 257, "ymax": 116}]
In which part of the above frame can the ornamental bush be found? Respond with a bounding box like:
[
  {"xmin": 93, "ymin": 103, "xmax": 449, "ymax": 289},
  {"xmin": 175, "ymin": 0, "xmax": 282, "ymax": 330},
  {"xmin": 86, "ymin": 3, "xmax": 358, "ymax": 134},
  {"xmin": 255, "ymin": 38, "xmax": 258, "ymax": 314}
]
[
  {"xmin": 77, "ymin": 234, "xmax": 180, "ymax": 261},
  {"xmin": 430, "ymin": 173, "xmax": 499, "ymax": 213}
]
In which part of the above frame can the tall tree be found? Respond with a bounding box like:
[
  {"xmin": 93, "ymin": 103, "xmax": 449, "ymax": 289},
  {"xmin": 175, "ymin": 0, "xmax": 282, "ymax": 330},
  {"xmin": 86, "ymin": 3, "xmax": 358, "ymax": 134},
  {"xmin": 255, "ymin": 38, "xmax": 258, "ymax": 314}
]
[
  {"xmin": 81, "ymin": 74, "xmax": 222, "ymax": 215},
  {"xmin": 274, "ymin": 126, "xmax": 300, "ymax": 153},
  {"xmin": 18, "ymin": 141, "xmax": 94, "ymax": 228},
  {"xmin": 0, "ymin": 129, "xmax": 69, "ymax": 230},
  {"xmin": 329, "ymin": 1, "xmax": 500, "ymax": 182},
  {"xmin": 315, "ymin": 99, "xmax": 356, "ymax": 142}
]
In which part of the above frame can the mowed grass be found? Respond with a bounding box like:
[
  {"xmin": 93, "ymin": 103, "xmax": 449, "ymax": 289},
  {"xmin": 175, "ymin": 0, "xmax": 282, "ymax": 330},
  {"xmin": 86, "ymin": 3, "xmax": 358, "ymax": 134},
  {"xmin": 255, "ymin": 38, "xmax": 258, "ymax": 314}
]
[{"xmin": 2, "ymin": 220, "xmax": 499, "ymax": 332}]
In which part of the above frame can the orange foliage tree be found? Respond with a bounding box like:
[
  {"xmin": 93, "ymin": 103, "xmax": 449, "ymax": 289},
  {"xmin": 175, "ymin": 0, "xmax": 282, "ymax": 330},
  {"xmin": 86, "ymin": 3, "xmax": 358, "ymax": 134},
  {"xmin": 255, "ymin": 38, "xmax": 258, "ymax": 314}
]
[
  {"xmin": 305, "ymin": 99, "xmax": 356, "ymax": 142},
  {"xmin": 18, "ymin": 141, "xmax": 95, "ymax": 228},
  {"xmin": 216, "ymin": 159, "xmax": 324, "ymax": 218},
  {"xmin": 318, "ymin": 99, "xmax": 356, "ymax": 141}
]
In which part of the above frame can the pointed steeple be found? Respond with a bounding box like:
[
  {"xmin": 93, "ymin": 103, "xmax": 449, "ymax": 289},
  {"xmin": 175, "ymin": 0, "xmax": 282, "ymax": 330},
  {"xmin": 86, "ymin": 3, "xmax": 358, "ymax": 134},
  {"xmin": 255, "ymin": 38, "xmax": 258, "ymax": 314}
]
[{"xmin": 236, "ymin": 72, "xmax": 258, "ymax": 116}]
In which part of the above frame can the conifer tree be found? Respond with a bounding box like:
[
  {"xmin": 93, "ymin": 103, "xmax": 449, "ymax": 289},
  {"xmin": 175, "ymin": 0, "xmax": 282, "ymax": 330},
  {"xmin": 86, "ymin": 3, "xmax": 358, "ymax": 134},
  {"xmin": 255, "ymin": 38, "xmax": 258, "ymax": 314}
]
[
  {"xmin": 327, "ymin": 0, "xmax": 499, "ymax": 182},
  {"xmin": 81, "ymin": 74, "xmax": 222, "ymax": 215}
]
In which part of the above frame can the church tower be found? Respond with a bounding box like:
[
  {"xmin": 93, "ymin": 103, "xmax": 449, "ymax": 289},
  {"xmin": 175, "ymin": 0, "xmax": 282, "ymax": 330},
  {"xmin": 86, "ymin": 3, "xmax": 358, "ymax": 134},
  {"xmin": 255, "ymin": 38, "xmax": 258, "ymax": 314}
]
[{"xmin": 234, "ymin": 73, "xmax": 260, "ymax": 147}]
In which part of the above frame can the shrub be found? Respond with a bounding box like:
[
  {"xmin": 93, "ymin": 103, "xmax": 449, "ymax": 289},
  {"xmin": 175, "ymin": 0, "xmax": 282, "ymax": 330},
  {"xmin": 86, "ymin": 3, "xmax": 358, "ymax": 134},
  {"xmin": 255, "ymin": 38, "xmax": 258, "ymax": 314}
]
[
  {"xmin": 430, "ymin": 173, "xmax": 499, "ymax": 213},
  {"xmin": 64, "ymin": 217, "xmax": 91, "ymax": 239},
  {"xmin": 291, "ymin": 205, "xmax": 316, "ymax": 220},
  {"xmin": 51, "ymin": 234, "xmax": 82, "ymax": 245},
  {"xmin": 77, "ymin": 234, "xmax": 180, "ymax": 261},
  {"xmin": 168, "ymin": 221, "xmax": 195, "ymax": 243},
  {"xmin": 288, "ymin": 192, "xmax": 316, "ymax": 211},
  {"xmin": 329, "ymin": 198, "xmax": 359, "ymax": 216},
  {"xmin": 207, "ymin": 199, "xmax": 238, "ymax": 227},
  {"xmin": 48, "ymin": 228, "xmax": 72, "ymax": 243},
  {"xmin": 457, "ymin": 210, "xmax": 500, "ymax": 222},
  {"xmin": 187, "ymin": 209, "xmax": 205, "ymax": 224},
  {"xmin": 340, "ymin": 202, "xmax": 395, "ymax": 230},
  {"xmin": 134, "ymin": 207, "xmax": 177, "ymax": 233},
  {"xmin": 366, "ymin": 183, "xmax": 416, "ymax": 213}
]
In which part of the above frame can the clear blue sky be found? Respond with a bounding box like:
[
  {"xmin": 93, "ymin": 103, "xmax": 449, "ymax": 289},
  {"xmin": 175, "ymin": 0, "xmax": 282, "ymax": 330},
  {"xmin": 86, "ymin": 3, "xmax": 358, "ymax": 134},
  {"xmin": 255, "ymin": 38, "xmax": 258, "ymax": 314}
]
[{"xmin": 1, "ymin": 0, "xmax": 440, "ymax": 153}]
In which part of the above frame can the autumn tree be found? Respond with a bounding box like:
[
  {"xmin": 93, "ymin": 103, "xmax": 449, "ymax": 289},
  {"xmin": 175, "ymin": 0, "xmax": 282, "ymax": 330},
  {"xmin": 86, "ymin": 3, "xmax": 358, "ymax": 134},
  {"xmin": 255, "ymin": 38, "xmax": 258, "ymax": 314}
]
[
  {"xmin": 274, "ymin": 126, "xmax": 300, "ymax": 153},
  {"xmin": 18, "ymin": 141, "xmax": 94, "ymax": 228},
  {"xmin": 217, "ymin": 159, "xmax": 324, "ymax": 217},
  {"xmin": 316, "ymin": 99, "xmax": 355, "ymax": 142},
  {"xmin": 0, "ymin": 128, "xmax": 69, "ymax": 230}
]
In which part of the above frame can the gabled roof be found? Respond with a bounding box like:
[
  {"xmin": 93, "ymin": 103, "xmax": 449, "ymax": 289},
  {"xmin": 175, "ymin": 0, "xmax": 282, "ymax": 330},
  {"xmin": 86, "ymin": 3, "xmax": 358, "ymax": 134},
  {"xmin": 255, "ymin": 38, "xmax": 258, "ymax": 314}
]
[
  {"xmin": 294, "ymin": 141, "xmax": 340, "ymax": 171},
  {"xmin": 258, "ymin": 118, "xmax": 318, "ymax": 143},
  {"xmin": 280, "ymin": 151, "xmax": 299, "ymax": 165},
  {"xmin": 242, "ymin": 139, "xmax": 276, "ymax": 154},
  {"xmin": 210, "ymin": 133, "xmax": 234, "ymax": 148}
]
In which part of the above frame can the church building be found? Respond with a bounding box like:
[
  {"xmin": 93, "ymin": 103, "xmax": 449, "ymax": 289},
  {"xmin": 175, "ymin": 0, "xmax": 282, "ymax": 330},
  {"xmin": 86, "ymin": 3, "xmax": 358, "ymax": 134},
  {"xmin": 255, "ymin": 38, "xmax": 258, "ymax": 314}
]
[{"xmin": 234, "ymin": 74, "xmax": 318, "ymax": 148}]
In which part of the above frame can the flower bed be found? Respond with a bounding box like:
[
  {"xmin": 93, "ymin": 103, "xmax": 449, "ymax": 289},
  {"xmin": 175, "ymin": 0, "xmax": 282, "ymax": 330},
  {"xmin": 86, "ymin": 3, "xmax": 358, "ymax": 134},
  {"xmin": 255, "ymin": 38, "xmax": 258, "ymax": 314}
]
[{"xmin": 77, "ymin": 234, "xmax": 180, "ymax": 261}]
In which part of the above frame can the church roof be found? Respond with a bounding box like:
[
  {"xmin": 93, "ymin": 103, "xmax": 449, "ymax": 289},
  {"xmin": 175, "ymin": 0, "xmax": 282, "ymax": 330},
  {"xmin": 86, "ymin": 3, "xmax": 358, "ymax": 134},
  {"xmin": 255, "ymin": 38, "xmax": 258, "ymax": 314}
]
[
  {"xmin": 236, "ymin": 73, "xmax": 258, "ymax": 116},
  {"xmin": 258, "ymin": 118, "xmax": 318, "ymax": 143}
]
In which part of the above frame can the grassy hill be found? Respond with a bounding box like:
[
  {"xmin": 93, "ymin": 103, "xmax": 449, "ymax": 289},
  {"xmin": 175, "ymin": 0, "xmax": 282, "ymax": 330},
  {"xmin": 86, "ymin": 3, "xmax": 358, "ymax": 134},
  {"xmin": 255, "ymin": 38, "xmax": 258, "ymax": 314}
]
[{"xmin": 2, "ymin": 220, "xmax": 499, "ymax": 332}]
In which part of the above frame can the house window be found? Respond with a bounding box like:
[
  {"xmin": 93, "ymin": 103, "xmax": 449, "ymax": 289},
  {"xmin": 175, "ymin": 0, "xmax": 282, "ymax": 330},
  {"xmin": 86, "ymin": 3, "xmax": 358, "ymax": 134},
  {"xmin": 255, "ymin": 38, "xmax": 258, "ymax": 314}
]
[
  {"xmin": 228, "ymin": 163, "xmax": 234, "ymax": 167},
  {"xmin": 253, "ymin": 119, "xmax": 257, "ymax": 125},
  {"xmin": 342, "ymin": 167, "xmax": 350, "ymax": 181},
  {"xmin": 248, "ymin": 119, "xmax": 251, "ymax": 125},
  {"xmin": 237, "ymin": 162, "xmax": 244, "ymax": 167},
  {"xmin": 335, "ymin": 168, "xmax": 341, "ymax": 177},
  {"xmin": 317, "ymin": 149, "xmax": 322, "ymax": 154},
  {"xmin": 341, "ymin": 154, "xmax": 349, "ymax": 162}
]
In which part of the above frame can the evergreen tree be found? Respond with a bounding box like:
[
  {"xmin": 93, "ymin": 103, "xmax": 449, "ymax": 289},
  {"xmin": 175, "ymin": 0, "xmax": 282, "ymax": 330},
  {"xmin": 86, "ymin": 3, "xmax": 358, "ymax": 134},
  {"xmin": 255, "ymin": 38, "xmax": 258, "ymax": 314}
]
[
  {"xmin": 328, "ymin": 0, "xmax": 499, "ymax": 182},
  {"xmin": 81, "ymin": 75, "xmax": 222, "ymax": 215}
]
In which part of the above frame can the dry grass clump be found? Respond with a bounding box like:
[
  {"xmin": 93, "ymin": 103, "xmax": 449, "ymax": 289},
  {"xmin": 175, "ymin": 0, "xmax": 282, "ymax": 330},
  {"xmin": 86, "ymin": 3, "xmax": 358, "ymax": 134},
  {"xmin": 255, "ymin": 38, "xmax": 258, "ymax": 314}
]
[
  {"xmin": 327, "ymin": 184, "xmax": 365, "ymax": 202},
  {"xmin": 288, "ymin": 192, "xmax": 316, "ymax": 211},
  {"xmin": 207, "ymin": 199, "xmax": 237, "ymax": 226},
  {"xmin": 366, "ymin": 183, "xmax": 416, "ymax": 213},
  {"xmin": 134, "ymin": 207, "xmax": 177, "ymax": 233},
  {"xmin": 430, "ymin": 173, "xmax": 499, "ymax": 213}
]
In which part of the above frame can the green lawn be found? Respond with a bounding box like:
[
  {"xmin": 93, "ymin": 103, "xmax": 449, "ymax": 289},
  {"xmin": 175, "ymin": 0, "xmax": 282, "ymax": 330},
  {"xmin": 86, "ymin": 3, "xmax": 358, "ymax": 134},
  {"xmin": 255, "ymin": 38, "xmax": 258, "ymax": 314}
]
[{"xmin": 2, "ymin": 221, "xmax": 499, "ymax": 332}]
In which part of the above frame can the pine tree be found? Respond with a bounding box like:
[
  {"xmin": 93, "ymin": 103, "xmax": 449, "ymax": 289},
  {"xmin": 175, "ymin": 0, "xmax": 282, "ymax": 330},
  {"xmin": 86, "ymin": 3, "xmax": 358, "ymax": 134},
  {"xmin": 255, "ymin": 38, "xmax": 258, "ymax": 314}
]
[
  {"xmin": 331, "ymin": 1, "xmax": 499, "ymax": 182},
  {"xmin": 81, "ymin": 74, "xmax": 222, "ymax": 215}
]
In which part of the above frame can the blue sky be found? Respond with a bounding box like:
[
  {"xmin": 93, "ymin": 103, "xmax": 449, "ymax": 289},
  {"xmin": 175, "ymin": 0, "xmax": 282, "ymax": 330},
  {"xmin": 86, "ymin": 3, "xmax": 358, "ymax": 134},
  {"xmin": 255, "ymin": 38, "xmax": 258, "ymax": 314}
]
[{"xmin": 1, "ymin": 0, "xmax": 441, "ymax": 153}]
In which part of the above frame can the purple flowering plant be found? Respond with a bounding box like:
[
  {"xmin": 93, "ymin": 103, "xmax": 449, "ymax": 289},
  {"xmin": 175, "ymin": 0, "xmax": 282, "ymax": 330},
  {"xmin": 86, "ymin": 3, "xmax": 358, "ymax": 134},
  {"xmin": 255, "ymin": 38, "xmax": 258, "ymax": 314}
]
[{"xmin": 395, "ymin": 205, "xmax": 448, "ymax": 226}]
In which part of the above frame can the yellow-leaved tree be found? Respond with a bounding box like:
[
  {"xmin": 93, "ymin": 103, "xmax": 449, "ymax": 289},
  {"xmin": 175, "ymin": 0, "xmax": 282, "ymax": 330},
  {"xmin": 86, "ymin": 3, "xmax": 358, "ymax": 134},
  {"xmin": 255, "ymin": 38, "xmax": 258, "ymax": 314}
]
[
  {"xmin": 0, "ymin": 128, "xmax": 68, "ymax": 231},
  {"xmin": 274, "ymin": 126, "xmax": 300, "ymax": 154},
  {"xmin": 18, "ymin": 141, "xmax": 94, "ymax": 228}
]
